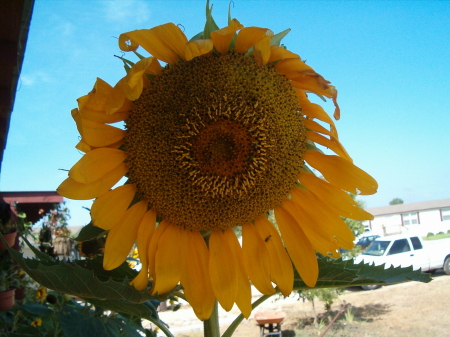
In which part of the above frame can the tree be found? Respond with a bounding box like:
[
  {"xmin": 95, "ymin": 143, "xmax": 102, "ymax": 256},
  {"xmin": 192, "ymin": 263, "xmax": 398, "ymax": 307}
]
[
  {"xmin": 389, "ymin": 198, "xmax": 404, "ymax": 205},
  {"xmin": 344, "ymin": 194, "xmax": 366, "ymax": 237}
]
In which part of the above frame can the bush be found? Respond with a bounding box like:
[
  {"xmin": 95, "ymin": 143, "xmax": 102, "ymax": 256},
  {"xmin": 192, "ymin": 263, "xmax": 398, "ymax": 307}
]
[{"xmin": 427, "ymin": 232, "xmax": 435, "ymax": 237}]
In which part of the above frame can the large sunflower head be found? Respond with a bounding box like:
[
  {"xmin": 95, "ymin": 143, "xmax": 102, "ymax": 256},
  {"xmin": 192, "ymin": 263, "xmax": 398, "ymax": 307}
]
[{"xmin": 58, "ymin": 3, "xmax": 377, "ymax": 321}]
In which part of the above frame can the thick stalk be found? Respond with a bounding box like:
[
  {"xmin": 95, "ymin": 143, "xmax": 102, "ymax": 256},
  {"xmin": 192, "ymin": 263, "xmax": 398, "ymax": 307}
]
[{"xmin": 203, "ymin": 300, "xmax": 220, "ymax": 337}]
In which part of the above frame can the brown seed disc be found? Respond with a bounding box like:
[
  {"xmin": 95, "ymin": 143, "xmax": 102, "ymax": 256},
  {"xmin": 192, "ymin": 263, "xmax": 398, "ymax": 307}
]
[{"xmin": 125, "ymin": 52, "xmax": 306, "ymax": 231}]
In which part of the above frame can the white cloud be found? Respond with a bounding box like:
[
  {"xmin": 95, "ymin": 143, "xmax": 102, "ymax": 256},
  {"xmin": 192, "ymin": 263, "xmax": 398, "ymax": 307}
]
[
  {"xmin": 104, "ymin": 0, "xmax": 151, "ymax": 25},
  {"xmin": 60, "ymin": 21, "xmax": 75, "ymax": 37},
  {"xmin": 20, "ymin": 71, "xmax": 54, "ymax": 87}
]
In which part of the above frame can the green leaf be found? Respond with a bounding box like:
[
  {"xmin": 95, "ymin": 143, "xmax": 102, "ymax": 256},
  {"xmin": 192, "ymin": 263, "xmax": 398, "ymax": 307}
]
[
  {"xmin": 189, "ymin": 31, "xmax": 204, "ymax": 42},
  {"xmin": 133, "ymin": 50, "xmax": 145, "ymax": 60},
  {"xmin": 82, "ymin": 298, "xmax": 158, "ymax": 321},
  {"xmin": 293, "ymin": 256, "xmax": 432, "ymax": 289},
  {"xmin": 74, "ymin": 223, "xmax": 106, "ymax": 242},
  {"xmin": 203, "ymin": 0, "xmax": 219, "ymax": 40},
  {"xmin": 58, "ymin": 306, "xmax": 141, "ymax": 337},
  {"xmin": 18, "ymin": 231, "xmax": 51, "ymax": 262},
  {"xmin": 271, "ymin": 29, "xmax": 291, "ymax": 46},
  {"xmin": 14, "ymin": 303, "xmax": 53, "ymax": 317},
  {"xmin": 76, "ymin": 256, "xmax": 138, "ymax": 283},
  {"xmin": 81, "ymin": 299, "xmax": 174, "ymax": 337},
  {"xmin": 7, "ymin": 247, "xmax": 153, "ymax": 304}
]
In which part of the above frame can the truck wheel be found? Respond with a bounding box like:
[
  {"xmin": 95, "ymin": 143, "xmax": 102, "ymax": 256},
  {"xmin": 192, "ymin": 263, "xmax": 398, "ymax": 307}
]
[
  {"xmin": 361, "ymin": 285, "xmax": 381, "ymax": 290},
  {"xmin": 444, "ymin": 257, "xmax": 450, "ymax": 275}
]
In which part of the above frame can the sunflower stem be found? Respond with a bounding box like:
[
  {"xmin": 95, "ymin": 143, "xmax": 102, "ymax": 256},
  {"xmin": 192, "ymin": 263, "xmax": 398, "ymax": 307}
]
[
  {"xmin": 203, "ymin": 300, "xmax": 220, "ymax": 337},
  {"xmin": 221, "ymin": 294, "xmax": 274, "ymax": 337}
]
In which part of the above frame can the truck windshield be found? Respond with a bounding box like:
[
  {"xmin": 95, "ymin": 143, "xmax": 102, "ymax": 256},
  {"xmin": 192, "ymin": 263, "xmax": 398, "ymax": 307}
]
[{"xmin": 363, "ymin": 241, "xmax": 390, "ymax": 256}]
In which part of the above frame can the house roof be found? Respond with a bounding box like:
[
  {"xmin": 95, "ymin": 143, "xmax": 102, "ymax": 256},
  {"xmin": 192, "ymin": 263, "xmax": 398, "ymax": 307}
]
[
  {"xmin": 1, "ymin": 191, "xmax": 63, "ymax": 224},
  {"xmin": 0, "ymin": 0, "xmax": 35, "ymax": 173},
  {"xmin": 367, "ymin": 198, "xmax": 450, "ymax": 217}
]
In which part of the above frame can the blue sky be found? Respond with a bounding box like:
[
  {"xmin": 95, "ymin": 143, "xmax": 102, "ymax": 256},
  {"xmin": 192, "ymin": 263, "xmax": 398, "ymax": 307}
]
[{"xmin": 1, "ymin": 0, "xmax": 449, "ymax": 227}]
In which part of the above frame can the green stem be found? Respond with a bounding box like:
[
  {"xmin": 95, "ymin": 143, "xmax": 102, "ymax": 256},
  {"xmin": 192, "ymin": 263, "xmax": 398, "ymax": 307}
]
[
  {"xmin": 203, "ymin": 300, "xmax": 220, "ymax": 337},
  {"xmin": 153, "ymin": 318, "xmax": 175, "ymax": 337},
  {"xmin": 221, "ymin": 294, "xmax": 274, "ymax": 337},
  {"xmin": 172, "ymin": 290, "xmax": 187, "ymax": 302}
]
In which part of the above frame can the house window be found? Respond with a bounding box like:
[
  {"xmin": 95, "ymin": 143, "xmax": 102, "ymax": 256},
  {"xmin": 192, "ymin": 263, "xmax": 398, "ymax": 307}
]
[
  {"xmin": 442, "ymin": 208, "xmax": 450, "ymax": 221},
  {"xmin": 402, "ymin": 212, "xmax": 418, "ymax": 225}
]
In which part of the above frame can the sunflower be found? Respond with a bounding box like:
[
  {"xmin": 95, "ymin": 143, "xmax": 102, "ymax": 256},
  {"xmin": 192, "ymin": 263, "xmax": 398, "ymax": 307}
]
[
  {"xmin": 58, "ymin": 4, "xmax": 377, "ymax": 320},
  {"xmin": 30, "ymin": 318, "xmax": 43, "ymax": 327},
  {"xmin": 35, "ymin": 286, "xmax": 47, "ymax": 301}
]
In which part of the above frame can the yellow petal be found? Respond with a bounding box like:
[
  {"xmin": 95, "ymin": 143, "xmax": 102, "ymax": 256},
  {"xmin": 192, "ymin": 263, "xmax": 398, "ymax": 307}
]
[
  {"xmin": 130, "ymin": 266, "xmax": 149, "ymax": 291},
  {"xmin": 77, "ymin": 78, "xmax": 132, "ymax": 123},
  {"xmin": 291, "ymin": 77, "xmax": 337, "ymax": 101},
  {"xmin": 144, "ymin": 57, "xmax": 163, "ymax": 76},
  {"xmin": 242, "ymin": 223, "xmax": 275, "ymax": 295},
  {"xmin": 148, "ymin": 220, "xmax": 170, "ymax": 282},
  {"xmin": 125, "ymin": 57, "xmax": 156, "ymax": 99},
  {"xmin": 304, "ymin": 151, "xmax": 378, "ymax": 195},
  {"xmin": 119, "ymin": 23, "xmax": 187, "ymax": 64},
  {"xmin": 274, "ymin": 206, "xmax": 318, "ymax": 287},
  {"xmin": 234, "ymin": 258, "xmax": 252, "ymax": 319},
  {"xmin": 254, "ymin": 216, "xmax": 293, "ymax": 297},
  {"xmin": 210, "ymin": 19, "xmax": 243, "ymax": 54},
  {"xmin": 235, "ymin": 27, "xmax": 271, "ymax": 54},
  {"xmin": 268, "ymin": 45, "xmax": 300, "ymax": 63},
  {"xmin": 105, "ymin": 80, "xmax": 127, "ymax": 115},
  {"xmin": 75, "ymin": 140, "xmax": 92, "ymax": 153},
  {"xmin": 71, "ymin": 108, "xmax": 83, "ymax": 137},
  {"xmin": 152, "ymin": 223, "xmax": 182, "ymax": 294},
  {"xmin": 79, "ymin": 106, "xmax": 130, "ymax": 124},
  {"xmin": 180, "ymin": 229, "xmax": 215, "ymax": 320},
  {"xmin": 69, "ymin": 148, "xmax": 126, "ymax": 184},
  {"xmin": 299, "ymin": 172, "xmax": 374, "ymax": 220},
  {"xmin": 103, "ymin": 200, "xmax": 148, "ymax": 270},
  {"xmin": 130, "ymin": 209, "xmax": 157, "ymax": 290},
  {"xmin": 254, "ymin": 35, "xmax": 272, "ymax": 67},
  {"xmin": 136, "ymin": 209, "xmax": 156, "ymax": 271},
  {"xmin": 306, "ymin": 131, "xmax": 351, "ymax": 161},
  {"xmin": 149, "ymin": 23, "xmax": 188, "ymax": 60},
  {"xmin": 105, "ymin": 57, "xmax": 161, "ymax": 114},
  {"xmin": 275, "ymin": 58, "xmax": 314, "ymax": 77},
  {"xmin": 291, "ymin": 187, "xmax": 355, "ymax": 250},
  {"xmin": 57, "ymin": 163, "xmax": 127, "ymax": 200},
  {"xmin": 304, "ymin": 119, "xmax": 339, "ymax": 139},
  {"xmin": 80, "ymin": 118, "xmax": 126, "ymax": 147},
  {"xmin": 76, "ymin": 139, "xmax": 125, "ymax": 154},
  {"xmin": 297, "ymin": 92, "xmax": 337, "ymax": 132},
  {"xmin": 91, "ymin": 184, "xmax": 137, "ymax": 230},
  {"xmin": 224, "ymin": 228, "xmax": 252, "ymax": 318},
  {"xmin": 89, "ymin": 77, "xmax": 113, "ymax": 108},
  {"xmin": 281, "ymin": 199, "xmax": 341, "ymax": 258},
  {"xmin": 184, "ymin": 39, "xmax": 214, "ymax": 61},
  {"xmin": 209, "ymin": 229, "xmax": 238, "ymax": 311}
]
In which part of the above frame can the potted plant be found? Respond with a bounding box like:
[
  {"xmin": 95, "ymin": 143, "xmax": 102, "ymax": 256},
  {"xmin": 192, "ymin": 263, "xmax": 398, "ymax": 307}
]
[
  {"xmin": 0, "ymin": 252, "xmax": 20, "ymax": 311},
  {"xmin": 0, "ymin": 203, "xmax": 17, "ymax": 250}
]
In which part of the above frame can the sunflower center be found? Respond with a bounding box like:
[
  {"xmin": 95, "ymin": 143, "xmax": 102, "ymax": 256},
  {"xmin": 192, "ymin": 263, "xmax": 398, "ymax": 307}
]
[
  {"xmin": 125, "ymin": 52, "xmax": 306, "ymax": 231},
  {"xmin": 192, "ymin": 120, "xmax": 251, "ymax": 175}
]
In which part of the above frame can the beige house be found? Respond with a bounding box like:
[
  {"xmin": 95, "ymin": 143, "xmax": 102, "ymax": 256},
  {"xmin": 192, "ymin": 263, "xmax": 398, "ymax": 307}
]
[{"xmin": 364, "ymin": 198, "xmax": 450, "ymax": 237}]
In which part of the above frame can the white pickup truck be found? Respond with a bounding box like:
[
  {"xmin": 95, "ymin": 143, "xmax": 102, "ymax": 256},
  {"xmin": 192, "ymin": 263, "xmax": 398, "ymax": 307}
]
[{"xmin": 354, "ymin": 234, "xmax": 450, "ymax": 288}]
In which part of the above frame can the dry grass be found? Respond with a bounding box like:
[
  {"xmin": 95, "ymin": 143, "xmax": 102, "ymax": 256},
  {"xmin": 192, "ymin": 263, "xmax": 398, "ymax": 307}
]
[{"xmin": 220, "ymin": 271, "xmax": 450, "ymax": 337}]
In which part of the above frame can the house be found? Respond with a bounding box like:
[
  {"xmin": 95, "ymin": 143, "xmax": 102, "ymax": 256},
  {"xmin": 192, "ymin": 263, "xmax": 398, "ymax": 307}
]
[{"xmin": 363, "ymin": 198, "xmax": 450, "ymax": 237}]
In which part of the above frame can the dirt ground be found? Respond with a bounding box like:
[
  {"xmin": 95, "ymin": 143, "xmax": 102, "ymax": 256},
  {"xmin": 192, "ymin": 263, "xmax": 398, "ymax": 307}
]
[
  {"xmin": 228, "ymin": 271, "xmax": 450, "ymax": 337},
  {"xmin": 168, "ymin": 270, "xmax": 450, "ymax": 337}
]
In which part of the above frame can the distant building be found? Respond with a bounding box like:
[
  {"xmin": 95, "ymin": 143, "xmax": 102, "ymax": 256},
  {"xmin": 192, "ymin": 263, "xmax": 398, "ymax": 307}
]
[{"xmin": 364, "ymin": 198, "xmax": 450, "ymax": 237}]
